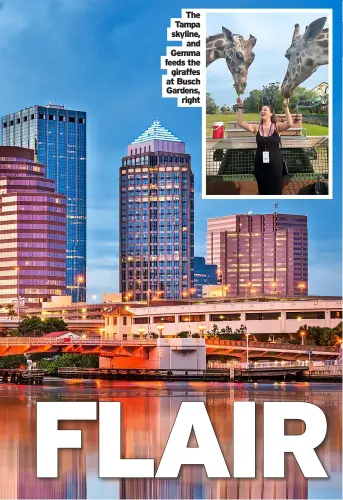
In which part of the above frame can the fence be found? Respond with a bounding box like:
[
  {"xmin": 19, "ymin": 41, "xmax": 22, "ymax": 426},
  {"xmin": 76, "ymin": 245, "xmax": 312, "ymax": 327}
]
[
  {"xmin": 303, "ymin": 114, "xmax": 328, "ymax": 127},
  {"xmin": 206, "ymin": 134, "xmax": 329, "ymax": 196}
]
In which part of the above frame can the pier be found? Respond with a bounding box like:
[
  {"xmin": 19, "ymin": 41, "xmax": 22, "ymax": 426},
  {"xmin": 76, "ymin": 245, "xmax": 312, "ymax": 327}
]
[{"xmin": 0, "ymin": 368, "xmax": 45, "ymax": 385}]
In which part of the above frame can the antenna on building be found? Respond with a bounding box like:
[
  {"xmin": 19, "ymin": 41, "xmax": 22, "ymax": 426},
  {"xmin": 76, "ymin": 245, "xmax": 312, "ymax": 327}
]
[{"xmin": 274, "ymin": 202, "xmax": 278, "ymax": 215}]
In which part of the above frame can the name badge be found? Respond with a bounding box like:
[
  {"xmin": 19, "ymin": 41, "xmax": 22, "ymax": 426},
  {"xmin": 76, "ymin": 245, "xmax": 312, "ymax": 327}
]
[{"xmin": 263, "ymin": 151, "xmax": 270, "ymax": 163}]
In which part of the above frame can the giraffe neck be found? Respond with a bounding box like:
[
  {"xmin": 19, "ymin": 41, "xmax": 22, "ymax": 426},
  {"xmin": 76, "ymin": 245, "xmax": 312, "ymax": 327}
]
[{"xmin": 206, "ymin": 33, "xmax": 233, "ymax": 67}]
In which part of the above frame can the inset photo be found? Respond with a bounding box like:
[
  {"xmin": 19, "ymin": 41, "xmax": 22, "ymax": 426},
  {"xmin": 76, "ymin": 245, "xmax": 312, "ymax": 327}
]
[{"xmin": 204, "ymin": 9, "xmax": 331, "ymax": 197}]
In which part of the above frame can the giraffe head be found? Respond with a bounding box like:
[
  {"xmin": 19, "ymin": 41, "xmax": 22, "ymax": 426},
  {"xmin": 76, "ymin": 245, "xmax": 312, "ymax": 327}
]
[
  {"xmin": 281, "ymin": 17, "xmax": 328, "ymax": 98},
  {"xmin": 222, "ymin": 27, "xmax": 256, "ymax": 94}
]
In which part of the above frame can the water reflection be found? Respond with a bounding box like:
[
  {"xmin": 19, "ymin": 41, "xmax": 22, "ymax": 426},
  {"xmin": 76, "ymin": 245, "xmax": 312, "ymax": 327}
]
[{"xmin": 0, "ymin": 381, "xmax": 341, "ymax": 499}]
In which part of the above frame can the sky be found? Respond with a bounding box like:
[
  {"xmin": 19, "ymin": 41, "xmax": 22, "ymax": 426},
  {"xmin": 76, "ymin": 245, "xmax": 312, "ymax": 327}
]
[
  {"xmin": 206, "ymin": 11, "xmax": 330, "ymax": 106},
  {"xmin": 0, "ymin": 0, "xmax": 342, "ymax": 300}
]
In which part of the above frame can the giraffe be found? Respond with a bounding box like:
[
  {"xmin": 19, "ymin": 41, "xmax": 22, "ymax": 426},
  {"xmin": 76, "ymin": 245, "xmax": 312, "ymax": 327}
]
[
  {"xmin": 207, "ymin": 27, "xmax": 256, "ymax": 94},
  {"xmin": 281, "ymin": 17, "xmax": 329, "ymax": 98}
]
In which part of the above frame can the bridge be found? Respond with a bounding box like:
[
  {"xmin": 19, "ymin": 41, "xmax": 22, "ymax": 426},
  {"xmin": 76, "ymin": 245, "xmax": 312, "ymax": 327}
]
[{"xmin": 0, "ymin": 336, "xmax": 339, "ymax": 371}]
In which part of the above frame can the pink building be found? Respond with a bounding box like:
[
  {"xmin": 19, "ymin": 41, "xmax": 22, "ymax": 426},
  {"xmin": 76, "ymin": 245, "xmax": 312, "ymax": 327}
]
[
  {"xmin": 207, "ymin": 213, "xmax": 308, "ymax": 297},
  {"xmin": 0, "ymin": 146, "xmax": 66, "ymax": 307}
]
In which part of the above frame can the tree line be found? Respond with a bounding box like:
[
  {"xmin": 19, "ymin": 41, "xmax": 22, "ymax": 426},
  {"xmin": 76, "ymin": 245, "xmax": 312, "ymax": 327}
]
[{"xmin": 207, "ymin": 83, "xmax": 321, "ymax": 115}]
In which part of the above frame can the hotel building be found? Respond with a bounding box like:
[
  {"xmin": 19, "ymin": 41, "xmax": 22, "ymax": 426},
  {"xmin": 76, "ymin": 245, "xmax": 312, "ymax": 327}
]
[
  {"xmin": 120, "ymin": 120, "xmax": 194, "ymax": 300},
  {"xmin": 2, "ymin": 104, "xmax": 86, "ymax": 301},
  {"xmin": 0, "ymin": 146, "xmax": 66, "ymax": 306},
  {"xmin": 206, "ymin": 213, "xmax": 308, "ymax": 297}
]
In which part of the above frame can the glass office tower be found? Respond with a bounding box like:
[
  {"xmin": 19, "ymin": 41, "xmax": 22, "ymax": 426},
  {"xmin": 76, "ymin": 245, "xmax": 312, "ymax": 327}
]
[
  {"xmin": 206, "ymin": 213, "xmax": 308, "ymax": 297},
  {"xmin": 1, "ymin": 104, "xmax": 86, "ymax": 302},
  {"xmin": 120, "ymin": 120, "xmax": 194, "ymax": 300}
]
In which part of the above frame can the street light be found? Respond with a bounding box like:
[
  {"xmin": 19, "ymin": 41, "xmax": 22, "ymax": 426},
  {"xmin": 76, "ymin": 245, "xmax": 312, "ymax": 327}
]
[
  {"xmin": 157, "ymin": 324, "xmax": 164, "ymax": 338},
  {"xmin": 183, "ymin": 288, "xmax": 195, "ymax": 337},
  {"xmin": 298, "ymin": 282, "xmax": 306, "ymax": 296},
  {"xmin": 300, "ymin": 329, "xmax": 306, "ymax": 345},
  {"xmin": 15, "ymin": 267, "xmax": 21, "ymax": 326},
  {"xmin": 199, "ymin": 324, "xmax": 205, "ymax": 338},
  {"xmin": 245, "ymin": 332, "xmax": 251, "ymax": 367},
  {"xmin": 138, "ymin": 327, "xmax": 145, "ymax": 338},
  {"xmin": 146, "ymin": 289, "xmax": 151, "ymax": 338},
  {"xmin": 271, "ymin": 281, "xmax": 277, "ymax": 294},
  {"xmin": 76, "ymin": 275, "xmax": 84, "ymax": 319},
  {"xmin": 91, "ymin": 294, "xmax": 97, "ymax": 304}
]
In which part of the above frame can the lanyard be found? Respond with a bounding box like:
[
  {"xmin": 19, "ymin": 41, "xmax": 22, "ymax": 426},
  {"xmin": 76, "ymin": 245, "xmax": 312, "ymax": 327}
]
[{"xmin": 261, "ymin": 123, "xmax": 273, "ymax": 151}]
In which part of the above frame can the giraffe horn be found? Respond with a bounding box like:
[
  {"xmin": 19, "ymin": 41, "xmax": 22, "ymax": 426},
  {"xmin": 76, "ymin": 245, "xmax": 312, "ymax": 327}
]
[{"xmin": 292, "ymin": 23, "xmax": 300, "ymax": 42}]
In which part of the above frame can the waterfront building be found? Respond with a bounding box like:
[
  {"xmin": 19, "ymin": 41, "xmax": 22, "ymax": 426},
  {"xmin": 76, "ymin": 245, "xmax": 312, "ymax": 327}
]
[
  {"xmin": 1, "ymin": 104, "xmax": 86, "ymax": 301},
  {"xmin": 206, "ymin": 213, "xmax": 308, "ymax": 297},
  {"xmin": 120, "ymin": 120, "xmax": 194, "ymax": 300},
  {"xmin": 20, "ymin": 295, "xmax": 342, "ymax": 339},
  {"xmin": 0, "ymin": 146, "xmax": 66, "ymax": 306},
  {"xmin": 194, "ymin": 256, "xmax": 217, "ymax": 298}
]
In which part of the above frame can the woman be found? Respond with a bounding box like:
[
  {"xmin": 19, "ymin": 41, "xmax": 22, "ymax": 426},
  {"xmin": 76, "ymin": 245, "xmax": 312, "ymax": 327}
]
[{"xmin": 236, "ymin": 98, "xmax": 293, "ymax": 195}]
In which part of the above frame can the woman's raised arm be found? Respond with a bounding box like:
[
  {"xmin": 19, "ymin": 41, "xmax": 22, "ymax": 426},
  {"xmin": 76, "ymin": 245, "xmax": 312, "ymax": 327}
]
[
  {"xmin": 277, "ymin": 98, "xmax": 293, "ymax": 132},
  {"xmin": 236, "ymin": 97, "xmax": 258, "ymax": 134}
]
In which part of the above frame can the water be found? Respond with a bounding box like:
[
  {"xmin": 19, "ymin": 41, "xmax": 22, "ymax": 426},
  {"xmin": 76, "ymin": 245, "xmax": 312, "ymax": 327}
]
[{"xmin": 0, "ymin": 380, "xmax": 341, "ymax": 500}]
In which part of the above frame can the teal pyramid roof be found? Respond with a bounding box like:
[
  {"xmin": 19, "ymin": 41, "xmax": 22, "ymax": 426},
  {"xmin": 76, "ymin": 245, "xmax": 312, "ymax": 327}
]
[{"xmin": 132, "ymin": 119, "xmax": 182, "ymax": 144}]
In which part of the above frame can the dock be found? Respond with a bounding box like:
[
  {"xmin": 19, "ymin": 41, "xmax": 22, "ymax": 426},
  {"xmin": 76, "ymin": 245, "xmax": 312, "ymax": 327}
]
[{"xmin": 0, "ymin": 368, "xmax": 45, "ymax": 385}]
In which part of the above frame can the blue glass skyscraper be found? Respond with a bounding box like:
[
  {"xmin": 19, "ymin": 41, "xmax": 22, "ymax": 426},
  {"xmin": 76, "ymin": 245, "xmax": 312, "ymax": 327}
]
[{"xmin": 1, "ymin": 104, "xmax": 86, "ymax": 302}]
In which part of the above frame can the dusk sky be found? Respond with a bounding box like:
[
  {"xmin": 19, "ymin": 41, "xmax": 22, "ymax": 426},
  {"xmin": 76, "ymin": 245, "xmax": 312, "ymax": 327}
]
[{"xmin": 0, "ymin": 0, "xmax": 341, "ymax": 299}]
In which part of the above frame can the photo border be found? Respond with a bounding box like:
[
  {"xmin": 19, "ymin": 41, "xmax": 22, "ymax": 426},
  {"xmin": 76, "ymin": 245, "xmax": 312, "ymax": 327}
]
[{"xmin": 201, "ymin": 8, "xmax": 333, "ymax": 200}]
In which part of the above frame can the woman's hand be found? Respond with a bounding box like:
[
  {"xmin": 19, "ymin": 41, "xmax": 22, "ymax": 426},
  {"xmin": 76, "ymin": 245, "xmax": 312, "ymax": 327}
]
[{"xmin": 237, "ymin": 97, "xmax": 243, "ymax": 108}]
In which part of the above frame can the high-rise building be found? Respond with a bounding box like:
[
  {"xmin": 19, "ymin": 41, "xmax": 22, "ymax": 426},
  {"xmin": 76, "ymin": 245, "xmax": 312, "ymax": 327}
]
[
  {"xmin": 120, "ymin": 120, "xmax": 194, "ymax": 300},
  {"xmin": 1, "ymin": 104, "xmax": 86, "ymax": 302},
  {"xmin": 0, "ymin": 146, "xmax": 66, "ymax": 306},
  {"xmin": 206, "ymin": 213, "xmax": 308, "ymax": 297},
  {"xmin": 194, "ymin": 257, "xmax": 217, "ymax": 298}
]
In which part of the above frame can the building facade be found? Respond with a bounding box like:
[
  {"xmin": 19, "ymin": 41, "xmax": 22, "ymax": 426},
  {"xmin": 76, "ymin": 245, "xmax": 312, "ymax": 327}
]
[
  {"xmin": 206, "ymin": 213, "xmax": 308, "ymax": 297},
  {"xmin": 120, "ymin": 120, "xmax": 194, "ymax": 300},
  {"xmin": 194, "ymin": 256, "xmax": 217, "ymax": 298},
  {"xmin": 1, "ymin": 104, "xmax": 86, "ymax": 301},
  {"xmin": 0, "ymin": 146, "xmax": 66, "ymax": 306}
]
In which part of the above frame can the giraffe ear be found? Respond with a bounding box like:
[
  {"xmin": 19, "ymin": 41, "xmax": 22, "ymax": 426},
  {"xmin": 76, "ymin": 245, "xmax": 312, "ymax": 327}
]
[
  {"xmin": 303, "ymin": 17, "xmax": 327, "ymax": 42},
  {"xmin": 249, "ymin": 35, "xmax": 257, "ymax": 47},
  {"xmin": 222, "ymin": 26, "xmax": 234, "ymax": 43}
]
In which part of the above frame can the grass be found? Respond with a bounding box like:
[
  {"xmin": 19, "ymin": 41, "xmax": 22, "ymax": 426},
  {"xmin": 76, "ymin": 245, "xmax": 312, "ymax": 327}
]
[{"xmin": 206, "ymin": 113, "xmax": 329, "ymax": 137}]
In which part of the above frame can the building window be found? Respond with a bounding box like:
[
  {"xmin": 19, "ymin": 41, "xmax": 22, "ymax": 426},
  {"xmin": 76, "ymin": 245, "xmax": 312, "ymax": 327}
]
[
  {"xmin": 133, "ymin": 317, "xmax": 150, "ymax": 325},
  {"xmin": 330, "ymin": 311, "xmax": 342, "ymax": 319},
  {"xmin": 31, "ymin": 114, "xmax": 34, "ymax": 120},
  {"xmin": 123, "ymin": 317, "xmax": 127, "ymax": 325},
  {"xmin": 210, "ymin": 313, "xmax": 241, "ymax": 322},
  {"xmin": 286, "ymin": 311, "xmax": 325, "ymax": 320},
  {"xmin": 23, "ymin": 116, "xmax": 28, "ymax": 122},
  {"xmin": 49, "ymin": 115, "xmax": 55, "ymax": 121},
  {"xmin": 179, "ymin": 315, "xmax": 205, "ymax": 323},
  {"xmin": 69, "ymin": 117, "xmax": 75, "ymax": 123},
  {"xmin": 153, "ymin": 316, "xmax": 175, "ymax": 324},
  {"xmin": 246, "ymin": 312, "xmax": 281, "ymax": 321},
  {"xmin": 39, "ymin": 114, "xmax": 44, "ymax": 119},
  {"xmin": 79, "ymin": 118, "xmax": 85, "ymax": 124},
  {"xmin": 59, "ymin": 116, "xmax": 65, "ymax": 122}
]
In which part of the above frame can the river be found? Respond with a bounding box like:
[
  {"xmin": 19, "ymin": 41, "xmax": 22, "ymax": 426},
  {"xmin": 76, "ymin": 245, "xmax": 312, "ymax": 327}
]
[{"xmin": 0, "ymin": 380, "xmax": 341, "ymax": 499}]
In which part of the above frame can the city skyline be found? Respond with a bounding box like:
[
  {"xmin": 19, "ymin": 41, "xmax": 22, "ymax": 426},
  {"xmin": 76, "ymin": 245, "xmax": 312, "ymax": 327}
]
[{"xmin": 0, "ymin": 0, "xmax": 341, "ymax": 300}]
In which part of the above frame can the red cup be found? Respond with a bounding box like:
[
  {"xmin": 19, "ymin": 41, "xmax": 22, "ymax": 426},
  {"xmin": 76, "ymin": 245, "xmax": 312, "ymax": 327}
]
[{"xmin": 212, "ymin": 122, "xmax": 224, "ymax": 139}]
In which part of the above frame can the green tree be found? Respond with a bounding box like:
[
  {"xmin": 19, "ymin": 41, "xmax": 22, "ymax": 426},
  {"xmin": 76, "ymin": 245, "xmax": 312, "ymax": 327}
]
[
  {"xmin": 38, "ymin": 354, "xmax": 98, "ymax": 374},
  {"xmin": 243, "ymin": 89, "xmax": 263, "ymax": 113},
  {"xmin": 0, "ymin": 355, "xmax": 27, "ymax": 369},
  {"xmin": 290, "ymin": 87, "xmax": 320, "ymax": 111},
  {"xmin": 4, "ymin": 303, "xmax": 17, "ymax": 319},
  {"xmin": 178, "ymin": 331, "xmax": 189, "ymax": 338},
  {"xmin": 219, "ymin": 104, "xmax": 231, "ymax": 114},
  {"xmin": 17, "ymin": 316, "xmax": 67, "ymax": 336},
  {"xmin": 261, "ymin": 83, "xmax": 284, "ymax": 113},
  {"xmin": 206, "ymin": 92, "xmax": 219, "ymax": 114},
  {"xmin": 41, "ymin": 317, "xmax": 67, "ymax": 333},
  {"xmin": 297, "ymin": 324, "xmax": 341, "ymax": 346}
]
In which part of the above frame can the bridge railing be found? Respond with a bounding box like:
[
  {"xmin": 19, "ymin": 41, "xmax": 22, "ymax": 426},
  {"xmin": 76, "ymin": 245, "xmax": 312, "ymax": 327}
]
[
  {"xmin": 0, "ymin": 337, "xmax": 156, "ymax": 346},
  {"xmin": 205, "ymin": 339, "xmax": 338, "ymax": 352}
]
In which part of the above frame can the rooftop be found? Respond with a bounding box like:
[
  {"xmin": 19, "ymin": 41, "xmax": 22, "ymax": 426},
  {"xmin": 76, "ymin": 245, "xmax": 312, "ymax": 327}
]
[{"xmin": 132, "ymin": 119, "xmax": 182, "ymax": 144}]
